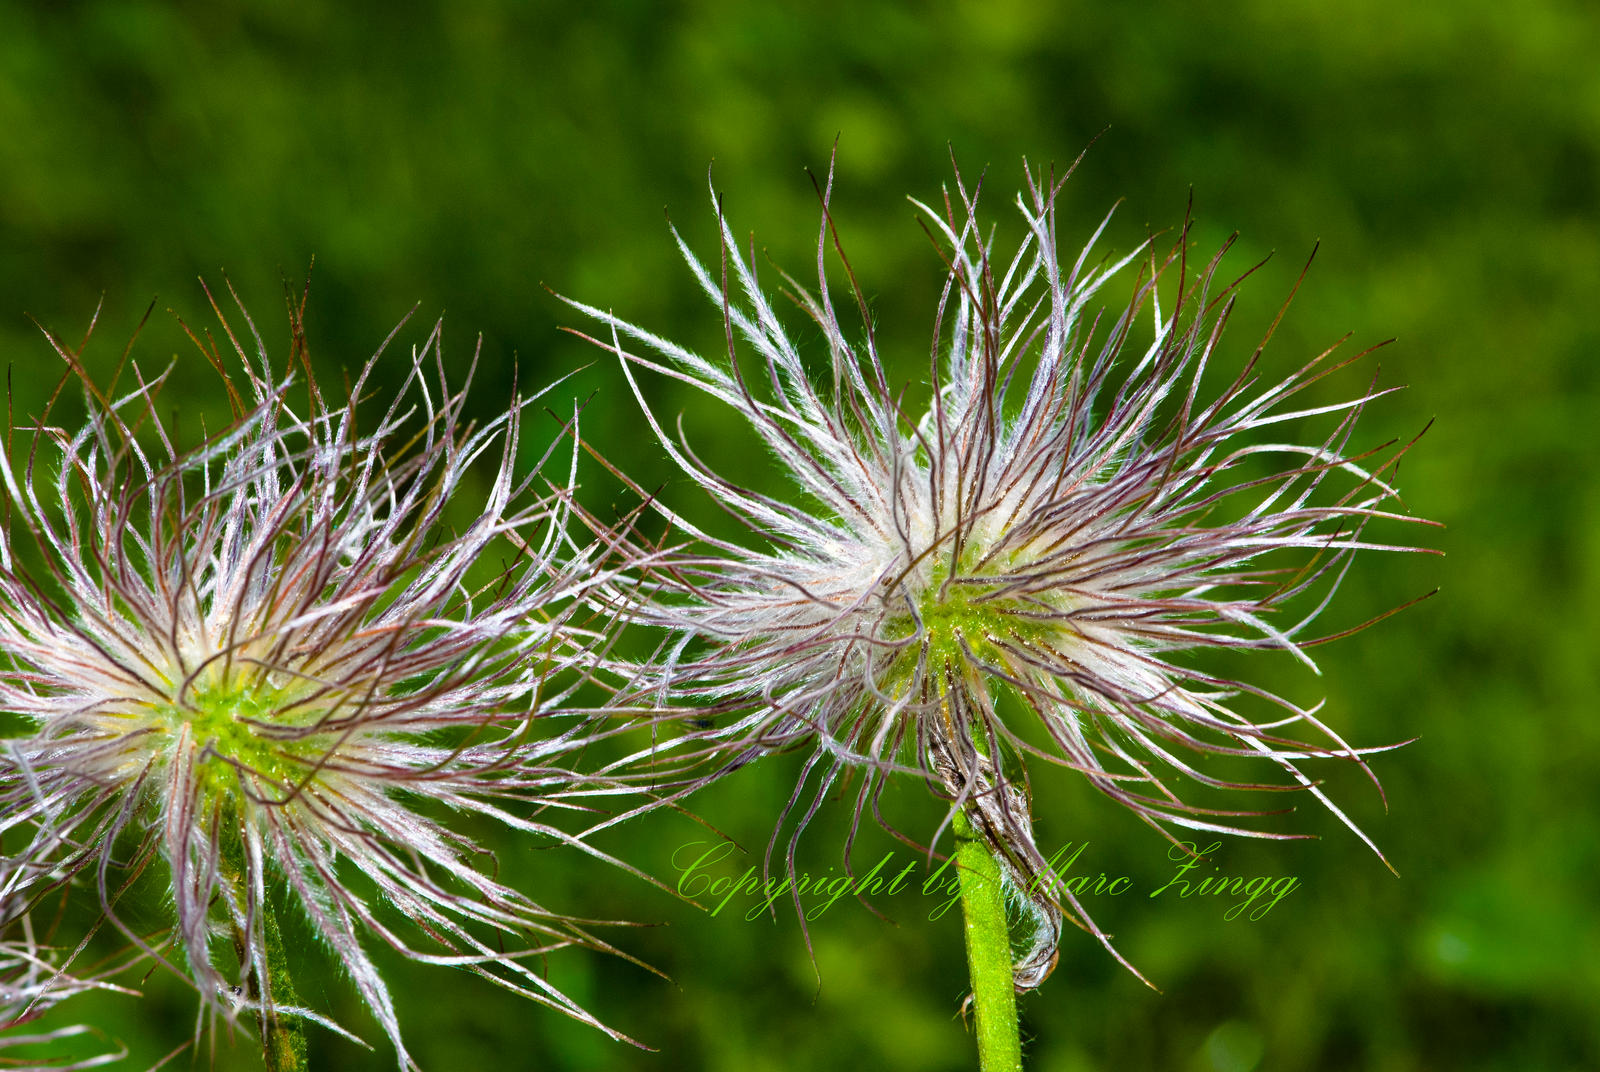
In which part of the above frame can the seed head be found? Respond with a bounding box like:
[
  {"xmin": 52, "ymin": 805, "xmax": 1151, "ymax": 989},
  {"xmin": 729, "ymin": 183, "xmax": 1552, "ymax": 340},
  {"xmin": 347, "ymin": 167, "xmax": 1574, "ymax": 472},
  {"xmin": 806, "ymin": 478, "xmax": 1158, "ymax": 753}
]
[
  {"xmin": 567, "ymin": 157, "xmax": 1434, "ymax": 987},
  {"xmin": 0, "ymin": 284, "xmax": 635, "ymax": 1065}
]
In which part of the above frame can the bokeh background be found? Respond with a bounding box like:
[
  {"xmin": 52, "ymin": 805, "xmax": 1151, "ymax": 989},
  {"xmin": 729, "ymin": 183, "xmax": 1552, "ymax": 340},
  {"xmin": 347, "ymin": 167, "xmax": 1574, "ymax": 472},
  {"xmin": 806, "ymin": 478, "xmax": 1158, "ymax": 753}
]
[{"xmin": 2, "ymin": 1, "xmax": 1596, "ymax": 1070}]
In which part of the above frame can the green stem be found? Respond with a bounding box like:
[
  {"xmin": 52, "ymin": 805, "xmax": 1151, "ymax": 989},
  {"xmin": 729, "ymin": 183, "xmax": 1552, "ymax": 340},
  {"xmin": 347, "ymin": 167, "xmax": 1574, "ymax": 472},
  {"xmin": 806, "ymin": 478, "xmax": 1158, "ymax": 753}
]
[
  {"xmin": 258, "ymin": 900, "xmax": 308, "ymax": 1072},
  {"xmin": 220, "ymin": 829, "xmax": 307, "ymax": 1072},
  {"xmin": 954, "ymin": 806, "xmax": 1024, "ymax": 1072}
]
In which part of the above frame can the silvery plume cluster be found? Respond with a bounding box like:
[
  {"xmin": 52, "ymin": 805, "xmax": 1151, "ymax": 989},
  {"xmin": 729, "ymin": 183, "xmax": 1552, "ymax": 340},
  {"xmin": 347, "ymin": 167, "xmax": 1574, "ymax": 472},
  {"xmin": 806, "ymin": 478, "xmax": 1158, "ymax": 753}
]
[
  {"xmin": 0, "ymin": 288, "xmax": 635, "ymax": 1066},
  {"xmin": 568, "ymin": 160, "xmax": 1430, "ymax": 988}
]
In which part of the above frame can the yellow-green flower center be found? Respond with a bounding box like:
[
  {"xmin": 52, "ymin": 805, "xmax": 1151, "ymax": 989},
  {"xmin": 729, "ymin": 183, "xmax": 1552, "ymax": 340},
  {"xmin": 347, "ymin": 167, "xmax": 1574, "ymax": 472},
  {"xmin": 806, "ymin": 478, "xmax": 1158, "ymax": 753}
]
[
  {"xmin": 157, "ymin": 677, "xmax": 333, "ymax": 802},
  {"xmin": 886, "ymin": 559, "xmax": 1053, "ymax": 691},
  {"xmin": 917, "ymin": 576, "xmax": 1008, "ymax": 670}
]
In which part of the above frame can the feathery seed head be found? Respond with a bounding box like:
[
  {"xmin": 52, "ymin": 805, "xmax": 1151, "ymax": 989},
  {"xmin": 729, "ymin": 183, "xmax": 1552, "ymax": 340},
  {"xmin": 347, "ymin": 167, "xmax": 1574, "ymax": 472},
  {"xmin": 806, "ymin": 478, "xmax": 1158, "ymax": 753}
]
[
  {"xmin": 569, "ymin": 155, "xmax": 1435, "ymax": 988},
  {"xmin": 0, "ymin": 284, "xmax": 634, "ymax": 1065}
]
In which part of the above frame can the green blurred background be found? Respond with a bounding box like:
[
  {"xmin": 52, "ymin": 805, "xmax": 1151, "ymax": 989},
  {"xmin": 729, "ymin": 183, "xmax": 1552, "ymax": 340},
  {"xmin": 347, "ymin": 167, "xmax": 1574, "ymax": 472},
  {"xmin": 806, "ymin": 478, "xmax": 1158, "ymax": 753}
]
[{"xmin": 2, "ymin": 1, "xmax": 1596, "ymax": 1069}]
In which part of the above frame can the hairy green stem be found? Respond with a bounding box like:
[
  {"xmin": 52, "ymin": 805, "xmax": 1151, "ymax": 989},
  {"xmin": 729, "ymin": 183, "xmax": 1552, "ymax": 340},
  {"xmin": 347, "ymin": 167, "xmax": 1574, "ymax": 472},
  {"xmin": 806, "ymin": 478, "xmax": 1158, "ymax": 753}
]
[
  {"xmin": 220, "ymin": 830, "xmax": 307, "ymax": 1072},
  {"xmin": 258, "ymin": 900, "xmax": 308, "ymax": 1072},
  {"xmin": 955, "ymin": 806, "xmax": 1024, "ymax": 1072}
]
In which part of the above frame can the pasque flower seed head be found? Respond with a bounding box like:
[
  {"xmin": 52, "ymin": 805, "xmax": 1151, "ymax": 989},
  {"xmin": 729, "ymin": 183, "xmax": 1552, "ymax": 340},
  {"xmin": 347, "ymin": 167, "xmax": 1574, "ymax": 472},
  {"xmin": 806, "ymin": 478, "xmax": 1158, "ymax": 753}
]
[
  {"xmin": 567, "ymin": 157, "xmax": 1433, "ymax": 987},
  {"xmin": 0, "ymin": 285, "xmax": 641, "ymax": 1065}
]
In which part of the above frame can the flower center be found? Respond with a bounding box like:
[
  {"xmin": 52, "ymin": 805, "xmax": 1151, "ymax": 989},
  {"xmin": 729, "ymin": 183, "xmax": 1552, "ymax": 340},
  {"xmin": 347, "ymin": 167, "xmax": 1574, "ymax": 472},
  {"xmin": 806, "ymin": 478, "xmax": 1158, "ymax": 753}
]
[
  {"xmin": 158, "ymin": 677, "xmax": 332, "ymax": 801},
  {"xmin": 917, "ymin": 575, "xmax": 1007, "ymax": 671},
  {"xmin": 882, "ymin": 557, "xmax": 1049, "ymax": 691}
]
